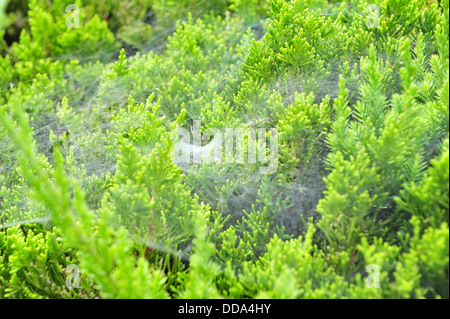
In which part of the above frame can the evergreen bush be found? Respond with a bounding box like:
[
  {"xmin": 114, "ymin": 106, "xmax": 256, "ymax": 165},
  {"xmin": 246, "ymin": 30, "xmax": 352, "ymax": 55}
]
[{"xmin": 0, "ymin": 0, "xmax": 448, "ymax": 299}]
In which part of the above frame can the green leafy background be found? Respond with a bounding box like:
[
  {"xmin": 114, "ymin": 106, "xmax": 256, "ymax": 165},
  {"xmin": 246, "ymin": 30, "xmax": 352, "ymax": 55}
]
[{"xmin": 0, "ymin": 0, "xmax": 448, "ymax": 299}]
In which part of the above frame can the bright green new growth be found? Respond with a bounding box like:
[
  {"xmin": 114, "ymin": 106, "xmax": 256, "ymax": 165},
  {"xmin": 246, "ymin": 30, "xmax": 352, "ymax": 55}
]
[{"xmin": 0, "ymin": 0, "xmax": 448, "ymax": 299}]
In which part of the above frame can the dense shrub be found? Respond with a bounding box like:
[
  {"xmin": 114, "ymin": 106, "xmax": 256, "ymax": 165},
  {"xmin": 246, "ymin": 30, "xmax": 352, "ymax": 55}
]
[{"xmin": 0, "ymin": 0, "xmax": 448, "ymax": 298}]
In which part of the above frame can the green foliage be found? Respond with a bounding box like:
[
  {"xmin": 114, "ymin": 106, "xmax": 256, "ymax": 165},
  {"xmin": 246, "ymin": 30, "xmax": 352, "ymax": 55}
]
[
  {"xmin": 396, "ymin": 139, "xmax": 449, "ymax": 229},
  {"xmin": 152, "ymin": 0, "xmax": 229, "ymax": 29},
  {"xmin": 0, "ymin": 0, "xmax": 7, "ymax": 30},
  {"xmin": 0, "ymin": 0, "xmax": 448, "ymax": 299},
  {"xmin": 0, "ymin": 224, "xmax": 99, "ymax": 298},
  {"xmin": 229, "ymin": 0, "xmax": 269, "ymax": 23}
]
